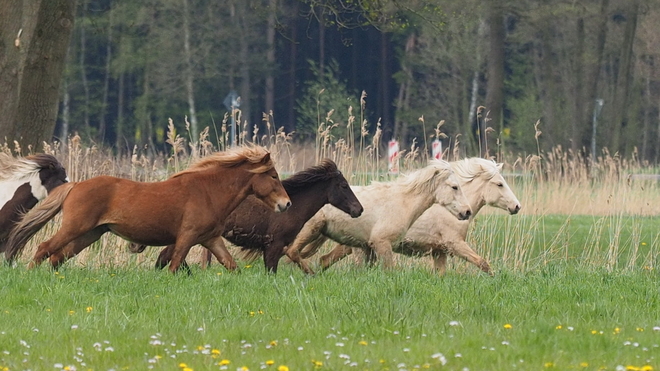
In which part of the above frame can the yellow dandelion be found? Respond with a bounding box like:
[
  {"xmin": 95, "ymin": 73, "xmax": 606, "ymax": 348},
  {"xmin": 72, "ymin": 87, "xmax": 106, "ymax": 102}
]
[
  {"xmin": 218, "ymin": 359, "xmax": 231, "ymax": 366},
  {"xmin": 258, "ymin": 310, "xmax": 264, "ymax": 314},
  {"xmin": 179, "ymin": 363, "xmax": 188, "ymax": 368},
  {"xmin": 641, "ymin": 366, "xmax": 654, "ymax": 371},
  {"xmin": 240, "ymin": 367, "xmax": 249, "ymax": 371},
  {"xmin": 422, "ymin": 364, "xmax": 431, "ymax": 369},
  {"xmin": 312, "ymin": 360, "xmax": 323, "ymax": 367},
  {"xmin": 626, "ymin": 366, "xmax": 641, "ymax": 371},
  {"xmin": 555, "ymin": 325, "xmax": 562, "ymax": 330},
  {"xmin": 266, "ymin": 360, "xmax": 275, "ymax": 366},
  {"xmin": 503, "ymin": 324, "xmax": 512, "ymax": 329},
  {"xmin": 154, "ymin": 355, "xmax": 162, "ymax": 359},
  {"xmin": 68, "ymin": 310, "xmax": 75, "ymax": 315},
  {"xmin": 358, "ymin": 340, "xmax": 368, "ymax": 346},
  {"xmin": 197, "ymin": 345, "xmax": 205, "ymax": 351},
  {"xmin": 380, "ymin": 359, "xmax": 386, "ymax": 364},
  {"xmin": 580, "ymin": 362, "xmax": 589, "ymax": 367},
  {"xmin": 86, "ymin": 306, "xmax": 93, "ymax": 313},
  {"xmin": 545, "ymin": 362, "xmax": 554, "ymax": 368},
  {"xmin": 217, "ymin": 272, "xmax": 222, "ymax": 275},
  {"xmin": 636, "ymin": 327, "xmax": 644, "ymax": 332},
  {"xmin": 245, "ymin": 265, "xmax": 252, "ymax": 269},
  {"xmin": 642, "ymin": 242, "xmax": 647, "ymax": 245},
  {"xmin": 614, "ymin": 327, "xmax": 621, "ymax": 334},
  {"xmin": 249, "ymin": 311, "xmax": 255, "ymax": 317},
  {"xmin": 270, "ymin": 340, "xmax": 278, "ymax": 346},
  {"xmin": 211, "ymin": 349, "xmax": 221, "ymax": 355},
  {"xmin": 277, "ymin": 366, "xmax": 289, "ymax": 371},
  {"xmin": 591, "ymin": 330, "xmax": 598, "ymax": 334},
  {"xmin": 183, "ymin": 368, "xmax": 193, "ymax": 371}
]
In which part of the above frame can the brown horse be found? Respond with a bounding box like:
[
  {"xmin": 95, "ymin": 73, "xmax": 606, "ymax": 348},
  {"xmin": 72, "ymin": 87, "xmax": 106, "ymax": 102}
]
[
  {"xmin": 5, "ymin": 146, "xmax": 291, "ymax": 272},
  {"xmin": 0, "ymin": 153, "xmax": 68, "ymax": 253},
  {"xmin": 133, "ymin": 159, "xmax": 364, "ymax": 273}
]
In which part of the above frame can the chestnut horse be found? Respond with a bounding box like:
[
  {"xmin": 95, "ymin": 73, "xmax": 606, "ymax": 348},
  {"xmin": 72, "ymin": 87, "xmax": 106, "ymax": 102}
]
[
  {"xmin": 4, "ymin": 146, "xmax": 291, "ymax": 272},
  {"xmin": 0, "ymin": 153, "xmax": 68, "ymax": 253},
  {"xmin": 134, "ymin": 159, "xmax": 364, "ymax": 273}
]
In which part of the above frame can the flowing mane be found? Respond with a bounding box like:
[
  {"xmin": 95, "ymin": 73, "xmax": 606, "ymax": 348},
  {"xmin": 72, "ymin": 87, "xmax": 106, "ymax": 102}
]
[
  {"xmin": 451, "ymin": 157, "xmax": 500, "ymax": 182},
  {"xmin": 367, "ymin": 159, "xmax": 454, "ymax": 195},
  {"xmin": 172, "ymin": 145, "xmax": 273, "ymax": 178},
  {"xmin": 282, "ymin": 159, "xmax": 340, "ymax": 193},
  {"xmin": 0, "ymin": 153, "xmax": 46, "ymax": 182}
]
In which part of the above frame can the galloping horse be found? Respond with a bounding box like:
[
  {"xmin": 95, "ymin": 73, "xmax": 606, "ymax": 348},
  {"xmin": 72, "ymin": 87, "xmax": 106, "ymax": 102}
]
[
  {"xmin": 285, "ymin": 159, "xmax": 472, "ymax": 272},
  {"xmin": 307, "ymin": 158, "xmax": 521, "ymax": 275},
  {"xmin": 5, "ymin": 146, "xmax": 291, "ymax": 272},
  {"xmin": 133, "ymin": 159, "xmax": 364, "ymax": 273},
  {"xmin": 0, "ymin": 153, "xmax": 68, "ymax": 253}
]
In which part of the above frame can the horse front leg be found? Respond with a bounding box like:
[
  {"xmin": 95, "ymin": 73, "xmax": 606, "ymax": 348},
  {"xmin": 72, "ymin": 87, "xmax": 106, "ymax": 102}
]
[
  {"xmin": 202, "ymin": 236, "xmax": 237, "ymax": 271},
  {"xmin": 319, "ymin": 244, "xmax": 353, "ymax": 271},
  {"xmin": 368, "ymin": 239, "xmax": 395, "ymax": 269},
  {"xmin": 168, "ymin": 236, "xmax": 197, "ymax": 273},
  {"xmin": 286, "ymin": 235, "xmax": 328, "ymax": 275},
  {"xmin": 430, "ymin": 248, "xmax": 448, "ymax": 275},
  {"xmin": 445, "ymin": 240, "xmax": 492, "ymax": 276}
]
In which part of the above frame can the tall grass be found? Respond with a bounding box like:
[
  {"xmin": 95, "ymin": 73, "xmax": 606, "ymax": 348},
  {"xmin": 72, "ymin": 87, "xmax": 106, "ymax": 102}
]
[{"xmin": 3, "ymin": 111, "xmax": 660, "ymax": 273}]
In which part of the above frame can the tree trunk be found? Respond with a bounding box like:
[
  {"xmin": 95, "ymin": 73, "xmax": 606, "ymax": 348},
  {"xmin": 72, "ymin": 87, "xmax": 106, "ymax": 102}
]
[
  {"xmin": 0, "ymin": 0, "xmax": 76, "ymax": 152},
  {"xmin": 610, "ymin": 1, "xmax": 639, "ymax": 153},
  {"xmin": 265, "ymin": 0, "xmax": 277, "ymax": 121},
  {"xmin": 484, "ymin": 0, "xmax": 505, "ymax": 157},
  {"xmin": 78, "ymin": 0, "xmax": 90, "ymax": 139},
  {"xmin": 98, "ymin": 6, "xmax": 113, "ymax": 144},
  {"xmin": 182, "ymin": 0, "xmax": 198, "ymax": 140}
]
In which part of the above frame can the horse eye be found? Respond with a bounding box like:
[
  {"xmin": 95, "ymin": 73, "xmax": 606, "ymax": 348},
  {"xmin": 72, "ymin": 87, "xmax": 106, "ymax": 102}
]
[
  {"xmin": 452, "ymin": 185, "xmax": 458, "ymax": 190},
  {"xmin": 497, "ymin": 183, "xmax": 504, "ymax": 187}
]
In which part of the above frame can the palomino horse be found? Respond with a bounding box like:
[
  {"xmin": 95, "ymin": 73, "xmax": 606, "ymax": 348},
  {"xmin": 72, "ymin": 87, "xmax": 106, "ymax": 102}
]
[
  {"xmin": 4, "ymin": 146, "xmax": 291, "ymax": 272},
  {"xmin": 285, "ymin": 159, "xmax": 472, "ymax": 272},
  {"xmin": 306, "ymin": 158, "xmax": 521, "ymax": 275},
  {"xmin": 133, "ymin": 159, "xmax": 364, "ymax": 273},
  {"xmin": 0, "ymin": 153, "xmax": 68, "ymax": 253}
]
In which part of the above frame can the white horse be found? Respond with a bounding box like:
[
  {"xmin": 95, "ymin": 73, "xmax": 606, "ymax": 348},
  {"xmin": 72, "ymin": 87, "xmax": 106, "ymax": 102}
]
[
  {"xmin": 296, "ymin": 158, "xmax": 521, "ymax": 275},
  {"xmin": 285, "ymin": 159, "xmax": 472, "ymax": 271}
]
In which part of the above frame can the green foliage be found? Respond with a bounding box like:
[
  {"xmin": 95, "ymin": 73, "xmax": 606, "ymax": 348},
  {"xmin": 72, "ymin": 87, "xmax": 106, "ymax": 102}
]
[{"xmin": 295, "ymin": 59, "xmax": 359, "ymax": 140}]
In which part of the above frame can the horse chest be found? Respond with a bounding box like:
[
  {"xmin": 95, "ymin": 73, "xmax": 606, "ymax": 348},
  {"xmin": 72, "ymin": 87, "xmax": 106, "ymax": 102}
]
[{"xmin": 0, "ymin": 180, "xmax": 41, "ymax": 212}]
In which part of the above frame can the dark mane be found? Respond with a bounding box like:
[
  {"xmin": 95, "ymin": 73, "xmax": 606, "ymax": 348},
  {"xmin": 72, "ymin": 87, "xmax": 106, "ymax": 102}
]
[
  {"xmin": 26, "ymin": 154, "xmax": 63, "ymax": 170},
  {"xmin": 282, "ymin": 159, "xmax": 340, "ymax": 194}
]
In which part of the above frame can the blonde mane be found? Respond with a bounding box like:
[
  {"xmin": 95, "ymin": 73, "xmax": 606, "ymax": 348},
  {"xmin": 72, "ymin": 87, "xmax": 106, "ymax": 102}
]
[
  {"xmin": 172, "ymin": 145, "xmax": 273, "ymax": 178},
  {"xmin": 367, "ymin": 159, "xmax": 454, "ymax": 195},
  {"xmin": 0, "ymin": 153, "xmax": 41, "ymax": 182},
  {"xmin": 451, "ymin": 157, "xmax": 500, "ymax": 182}
]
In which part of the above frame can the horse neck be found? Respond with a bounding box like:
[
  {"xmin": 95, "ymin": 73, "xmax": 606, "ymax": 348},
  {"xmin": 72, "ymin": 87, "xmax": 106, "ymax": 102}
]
[
  {"xmin": 200, "ymin": 167, "xmax": 256, "ymax": 212},
  {"xmin": 395, "ymin": 181, "xmax": 439, "ymax": 225},
  {"xmin": 285, "ymin": 181, "xmax": 330, "ymax": 222},
  {"xmin": 459, "ymin": 177, "xmax": 488, "ymax": 216}
]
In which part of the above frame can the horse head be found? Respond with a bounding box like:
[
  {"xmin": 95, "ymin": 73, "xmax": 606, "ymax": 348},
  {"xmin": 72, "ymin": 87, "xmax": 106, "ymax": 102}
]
[
  {"xmin": 484, "ymin": 163, "xmax": 521, "ymax": 214},
  {"xmin": 27, "ymin": 154, "xmax": 68, "ymax": 193},
  {"xmin": 327, "ymin": 170, "xmax": 363, "ymax": 218},
  {"xmin": 428, "ymin": 160, "xmax": 472, "ymax": 221},
  {"xmin": 454, "ymin": 158, "xmax": 521, "ymax": 215},
  {"xmin": 248, "ymin": 152, "xmax": 291, "ymax": 213}
]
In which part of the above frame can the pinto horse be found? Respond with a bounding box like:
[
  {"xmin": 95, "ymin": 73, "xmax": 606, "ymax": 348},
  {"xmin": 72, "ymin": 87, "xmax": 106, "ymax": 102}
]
[
  {"xmin": 285, "ymin": 159, "xmax": 472, "ymax": 273},
  {"xmin": 4, "ymin": 146, "xmax": 291, "ymax": 272},
  {"xmin": 306, "ymin": 158, "xmax": 521, "ymax": 275},
  {"xmin": 133, "ymin": 159, "xmax": 364, "ymax": 273},
  {"xmin": 0, "ymin": 153, "xmax": 68, "ymax": 253}
]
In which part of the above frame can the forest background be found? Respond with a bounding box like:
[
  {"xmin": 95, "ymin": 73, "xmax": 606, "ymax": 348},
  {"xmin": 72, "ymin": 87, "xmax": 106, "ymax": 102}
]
[{"xmin": 0, "ymin": 0, "xmax": 656, "ymax": 162}]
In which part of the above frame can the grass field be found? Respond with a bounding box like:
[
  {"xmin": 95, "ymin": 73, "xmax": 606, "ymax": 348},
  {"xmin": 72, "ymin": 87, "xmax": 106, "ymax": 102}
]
[{"xmin": 1, "ymin": 215, "xmax": 658, "ymax": 371}]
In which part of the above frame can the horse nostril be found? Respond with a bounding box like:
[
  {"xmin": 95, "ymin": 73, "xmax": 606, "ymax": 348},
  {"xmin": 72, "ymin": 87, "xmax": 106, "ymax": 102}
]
[{"xmin": 465, "ymin": 209, "xmax": 472, "ymax": 218}]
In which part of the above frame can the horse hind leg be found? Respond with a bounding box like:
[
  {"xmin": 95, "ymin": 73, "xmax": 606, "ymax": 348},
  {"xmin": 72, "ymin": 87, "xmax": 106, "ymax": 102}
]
[
  {"xmin": 202, "ymin": 236, "xmax": 237, "ymax": 271},
  {"xmin": 286, "ymin": 235, "xmax": 328, "ymax": 275},
  {"xmin": 319, "ymin": 244, "xmax": 353, "ymax": 271},
  {"xmin": 47, "ymin": 226, "xmax": 108, "ymax": 269}
]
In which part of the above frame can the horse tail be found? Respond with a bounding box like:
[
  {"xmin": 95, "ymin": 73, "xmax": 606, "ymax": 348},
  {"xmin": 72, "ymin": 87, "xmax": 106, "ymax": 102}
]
[
  {"xmin": 5, "ymin": 182, "xmax": 76, "ymax": 262},
  {"xmin": 236, "ymin": 247, "xmax": 262, "ymax": 263}
]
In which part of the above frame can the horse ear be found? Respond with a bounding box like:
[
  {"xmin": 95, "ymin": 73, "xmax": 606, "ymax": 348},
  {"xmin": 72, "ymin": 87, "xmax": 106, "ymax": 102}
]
[
  {"xmin": 497, "ymin": 163, "xmax": 504, "ymax": 171},
  {"xmin": 261, "ymin": 152, "xmax": 271, "ymax": 164}
]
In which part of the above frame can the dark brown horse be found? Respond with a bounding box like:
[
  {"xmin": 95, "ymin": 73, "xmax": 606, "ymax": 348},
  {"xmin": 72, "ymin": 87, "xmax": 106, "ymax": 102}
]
[
  {"xmin": 135, "ymin": 159, "xmax": 363, "ymax": 273},
  {"xmin": 5, "ymin": 146, "xmax": 291, "ymax": 272},
  {"xmin": 0, "ymin": 153, "xmax": 68, "ymax": 253}
]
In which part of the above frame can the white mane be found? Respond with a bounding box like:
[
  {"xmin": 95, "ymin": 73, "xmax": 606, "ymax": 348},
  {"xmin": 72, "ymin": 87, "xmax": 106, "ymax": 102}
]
[
  {"xmin": 366, "ymin": 159, "xmax": 454, "ymax": 195},
  {"xmin": 451, "ymin": 157, "xmax": 500, "ymax": 182},
  {"xmin": 0, "ymin": 153, "xmax": 41, "ymax": 182}
]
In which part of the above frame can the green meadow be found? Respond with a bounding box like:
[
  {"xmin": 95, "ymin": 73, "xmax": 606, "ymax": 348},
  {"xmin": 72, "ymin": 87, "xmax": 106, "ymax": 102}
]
[{"xmin": 1, "ymin": 214, "xmax": 658, "ymax": 371}]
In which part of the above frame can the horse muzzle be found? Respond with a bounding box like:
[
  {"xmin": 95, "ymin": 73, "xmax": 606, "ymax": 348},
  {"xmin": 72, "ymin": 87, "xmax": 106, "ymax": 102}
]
[
  {"xmin": 509, "ymin": 204, "xmax": 521, "ymax": 215},
  {"xmin": 350, "ymin": 206, "xmax": 364, "ymax": 218},
  {"xmin": 276, "ymin": 199, "xmax": 292, "ymax": 213}
]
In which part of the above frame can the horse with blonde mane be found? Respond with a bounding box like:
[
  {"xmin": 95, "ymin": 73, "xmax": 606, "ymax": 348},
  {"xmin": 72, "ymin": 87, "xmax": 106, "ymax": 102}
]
[
  {"xmin": 5, "ymin": 146, "xmax": 291, "ymax": 272},
  {"xmin": 299, "ymin": 158, "xmax": 521, "ymax": 275},
  {"xmin": 0, "ymin": 153, "xmax": 68, "ymax": 253},
  {"xmin": 285, "ymin": 159, "xmax": 472, "ymax": 271}
]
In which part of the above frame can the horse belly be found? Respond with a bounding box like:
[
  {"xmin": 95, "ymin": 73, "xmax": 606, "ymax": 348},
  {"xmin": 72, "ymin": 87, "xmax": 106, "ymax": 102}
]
[
  {"xmin": 108, "ymin": 224, "xmax": 177, "ymax": 246},
  {"xmin": 0, "ymin": 183, "xmax": 38, "ymax": 239}
]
